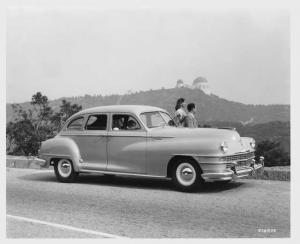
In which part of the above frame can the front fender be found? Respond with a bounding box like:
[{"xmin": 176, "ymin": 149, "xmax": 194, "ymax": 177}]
[
  {"xmin": 38, "ymin": 137, "xmax": 81, "ymax": 171},
  {"xmin": 146, "ymin": 136, "xmax": 253, "ymax": 176},
  {"xmin": 146, "ymin": 137, "xmax": 225, "ymax": 176}
]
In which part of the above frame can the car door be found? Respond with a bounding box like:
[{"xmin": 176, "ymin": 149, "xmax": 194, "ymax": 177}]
[
  {"xmin": 107, "ymin": 113, "xmax": 147, "ymax": 174},
  {"xmin": 65, "ymin": 113, "xmax": 108, "ymax": 171}
]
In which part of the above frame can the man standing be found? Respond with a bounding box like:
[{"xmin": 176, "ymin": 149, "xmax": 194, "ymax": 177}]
[{"xmin": 184, "ymin": 103, "xmax": 198, "ymax": 128}]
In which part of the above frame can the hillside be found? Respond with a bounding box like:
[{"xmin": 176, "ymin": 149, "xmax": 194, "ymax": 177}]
[{"xmin": 6, "ymin": 87, "xmax": 290, "ymax": 124}]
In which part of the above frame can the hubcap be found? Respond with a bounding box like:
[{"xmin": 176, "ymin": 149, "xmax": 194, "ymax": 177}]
[
  {"xmin": 176, "ymin": 163, "xmax": 196, "ymax": 186},
  {"xmin": 57, "ymin": 159, "xmax": 72, "ymax": 178}
]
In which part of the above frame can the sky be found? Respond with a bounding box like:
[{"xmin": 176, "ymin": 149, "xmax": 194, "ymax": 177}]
[{"xmin": 6, "ymin": 7, "xmax": 290, "ymax": 104}]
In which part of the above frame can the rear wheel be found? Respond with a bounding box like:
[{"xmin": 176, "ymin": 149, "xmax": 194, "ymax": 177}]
[
  {"xmin": 54, "ymin": 159, "xmax": 78, "ymax": 183},
  {"xmin": 171, "ymin": 158, "xmax": 204, "ymax": 192}
]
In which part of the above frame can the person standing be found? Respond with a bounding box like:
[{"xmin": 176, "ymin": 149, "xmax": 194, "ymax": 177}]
[
  {"xmin": 174, "ymin": 98, "xmax": 187, "ymax": 127},
  {"xmin": 184, "ymin": 103, "xmax": 198, "ymax": 128}
]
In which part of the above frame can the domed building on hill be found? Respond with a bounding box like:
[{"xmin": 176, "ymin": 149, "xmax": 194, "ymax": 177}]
[
  {"xmin": 192, "ymin": 77, "xmax": 211, "ymax": 95},
  {"xmin": 175, "ymin": 76, "xmax": 212, "ymax": 95},
  {"xmin": 176, "ymin": 79, "xmax": 185, "ymax": 88}
]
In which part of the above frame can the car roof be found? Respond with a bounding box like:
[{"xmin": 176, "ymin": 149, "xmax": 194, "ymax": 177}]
[{"xmin": 69, "ymin": 105, "xmax": 167, "ymax": 119}]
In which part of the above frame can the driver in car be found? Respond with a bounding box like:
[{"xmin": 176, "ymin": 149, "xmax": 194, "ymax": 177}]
[
  {"xmin": 113, "ymin": 117, "xmax": 124, "ymax": 130},
  {"xmin": 126, "ymin": 120, "xmax": 139, "ymax": 130}
]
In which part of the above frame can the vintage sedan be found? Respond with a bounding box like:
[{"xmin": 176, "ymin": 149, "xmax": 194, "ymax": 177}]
[{"xmin": 38, "ymin": 105, "xmax": 264, "ymax": 191}]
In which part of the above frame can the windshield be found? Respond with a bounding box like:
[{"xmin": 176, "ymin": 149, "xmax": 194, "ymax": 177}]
[{"xmin": 140, "ymin": 111, "xmax": 176, "ymax": 128}]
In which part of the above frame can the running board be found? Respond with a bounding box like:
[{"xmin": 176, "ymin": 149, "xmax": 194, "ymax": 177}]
[{"xmin": 79, "ymin": 169, "xmax": 167, "ymax": 179}]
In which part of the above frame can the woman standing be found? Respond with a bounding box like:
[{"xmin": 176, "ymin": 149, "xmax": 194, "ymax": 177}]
[{"xmin": 174, "ymin": 98, "xmax": 187, "ymax": 127}]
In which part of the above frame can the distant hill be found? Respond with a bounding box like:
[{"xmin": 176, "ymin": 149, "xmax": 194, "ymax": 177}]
[{"xmin": 6, "ymin": 87, "xmax": 290, "ymax": 124}]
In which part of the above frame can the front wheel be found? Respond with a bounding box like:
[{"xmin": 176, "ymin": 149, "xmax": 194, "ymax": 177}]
[
  {"xmin": 54, "ymin": 159, "xmax": 78, "ymax": 183},
  {"xmin": 171, "ymin": 158, "xmax": 204, "ymax": 192}
]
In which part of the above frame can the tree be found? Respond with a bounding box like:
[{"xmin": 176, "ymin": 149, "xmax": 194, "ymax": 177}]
[
  {"xmin": 6, "ymin": 92, "xmax": 82, "ymax": 156},
  {"xmin": 31, "ymin": 92, "xmax": 51, "ymax": 118},
  {"xmin": 255, "ymin": 140, "xmax": 290, "ymax": 167},
  {"xmin": 6, "ymin": 119, "xmax": 41, "ymax": 155},
  {"xmin": 51, "ymin": 99, "xmax": 82, "ymax": 131},
  {"xmin": 31, "ymin": 92, "xmax": 55, "ymax": 140}
]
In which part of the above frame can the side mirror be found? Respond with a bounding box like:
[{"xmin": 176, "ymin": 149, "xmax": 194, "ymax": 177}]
[{"xmin": 113, "ymin": 127, "xmax": 119, "ymax": 131}]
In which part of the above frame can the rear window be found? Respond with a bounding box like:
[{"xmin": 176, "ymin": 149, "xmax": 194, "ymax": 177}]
[{"xmin": 67, "ymin": 117, "xmax": 84, "ymax": 131}]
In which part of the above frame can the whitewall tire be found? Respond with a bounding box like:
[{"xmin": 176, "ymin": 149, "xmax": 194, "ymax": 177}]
[
  {"xmin": 171, "ymin": 158, "xmax": 204, "ymax": 192},
  {"xmin": 54, "ymin": 159, "xmax": 78, "ymax": 183}
]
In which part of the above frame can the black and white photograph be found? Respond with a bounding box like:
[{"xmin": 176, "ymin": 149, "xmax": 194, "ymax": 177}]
[{"xmin": 2, "ymin": 0, "xmax": 297, "ymax": 241}]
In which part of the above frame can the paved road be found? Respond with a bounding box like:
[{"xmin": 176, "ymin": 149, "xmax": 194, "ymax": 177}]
[{"xmin": 6, "ymin": 168, "xmax": 290, "ymax": 238}]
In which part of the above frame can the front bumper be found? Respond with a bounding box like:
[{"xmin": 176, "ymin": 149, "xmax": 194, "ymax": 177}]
[{"xmin": 201, "ymin": 156, "xmax": 264, "ymax": 182}]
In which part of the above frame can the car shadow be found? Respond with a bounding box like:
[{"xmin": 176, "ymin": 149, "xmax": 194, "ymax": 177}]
[
  {"xmin": 18, "ymin": 171, "xmax": 246, "ymax": 193},
  {"xmin": 77, "ymin": 174, "xmax": 175, "ymax": 191},
  {"xmin": 77, "ymin": 174, "xmax": 245, "ymax": 193}
]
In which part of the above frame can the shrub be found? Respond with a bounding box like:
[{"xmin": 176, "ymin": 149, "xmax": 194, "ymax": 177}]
[
  {"xmin": 6, "ymin": 92, "xmax": 82, "ymax": 156},
  {"xmin": 255, "ymin": 140, "xmax": 290, "ymax": 167}
]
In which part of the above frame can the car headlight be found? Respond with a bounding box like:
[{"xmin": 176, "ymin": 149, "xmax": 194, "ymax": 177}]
[
  {"xmin": 250, "ymin": 139, "xmax": 256, "ymax": 149},
  {"xmin": 220, "ymin": 141, "xmax": 228, "ymax": 153}
]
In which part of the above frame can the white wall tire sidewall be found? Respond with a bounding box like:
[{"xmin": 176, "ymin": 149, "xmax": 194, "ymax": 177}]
[
  {"xmin": 57, "ymin": 159, "xmax": 72, "ymax": 178},
  {"xmin": 176, "ymin": 162, "xmax": 197, "ymax": 187}
]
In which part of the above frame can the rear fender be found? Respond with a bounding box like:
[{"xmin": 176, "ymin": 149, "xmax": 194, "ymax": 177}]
[{"xmin": 39, "ymin": 137, "xmax": 81, "ymax": 171}]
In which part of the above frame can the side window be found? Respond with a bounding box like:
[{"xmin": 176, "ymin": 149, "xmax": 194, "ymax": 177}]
[
  {"xmin": 67, "ymin": 117, "xmax": 84, "ymax": 131},
  {"xmin": 112, "ymin": 114, "xmax": 141, "ymax": 131},
  {"xmin": 85, "ymin": 114, "xmax": 107, "ymax": 130}
]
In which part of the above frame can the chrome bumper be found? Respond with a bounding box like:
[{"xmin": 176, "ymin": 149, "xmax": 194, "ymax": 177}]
[
  {"xmin": 201, "ymin": 156, "xmax": 264, "ymax": 182},
  {"xmin": 36, "ymin": 155, "xmax": 49, "ymax": 167}
]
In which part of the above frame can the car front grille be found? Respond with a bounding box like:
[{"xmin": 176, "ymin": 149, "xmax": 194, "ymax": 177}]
[{"xmin": 222, "ymin": 151, "xmax": 255, "ymax": 163}]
